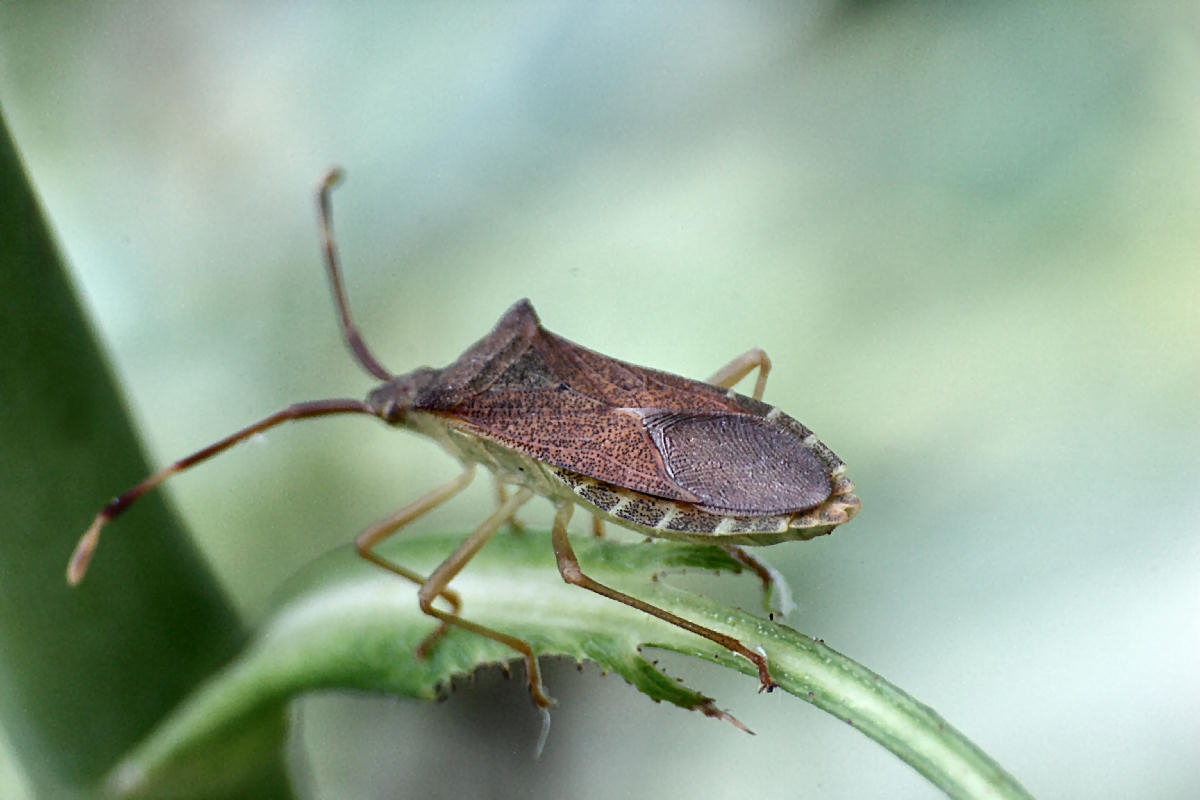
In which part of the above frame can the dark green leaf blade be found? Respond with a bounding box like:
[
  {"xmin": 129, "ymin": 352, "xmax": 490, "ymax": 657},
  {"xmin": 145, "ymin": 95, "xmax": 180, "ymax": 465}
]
[{"xmin": 0, "ymin": 108, "xmax": 292, "ymax": 799}]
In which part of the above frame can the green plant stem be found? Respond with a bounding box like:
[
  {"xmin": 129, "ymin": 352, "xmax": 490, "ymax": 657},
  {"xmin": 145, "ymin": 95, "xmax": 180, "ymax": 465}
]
[{"xmin": 108, "ymin": 532, "xmax": 1033, "ymax": 800}]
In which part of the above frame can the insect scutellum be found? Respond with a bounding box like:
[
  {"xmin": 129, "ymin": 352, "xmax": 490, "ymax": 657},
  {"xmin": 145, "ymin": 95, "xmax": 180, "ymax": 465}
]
[{"xmin": 68, "ymin": 168, "xmax": 859, "ymax": 721}]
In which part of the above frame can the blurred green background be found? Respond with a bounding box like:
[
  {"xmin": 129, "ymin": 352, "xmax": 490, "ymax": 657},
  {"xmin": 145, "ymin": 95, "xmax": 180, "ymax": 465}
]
[{"xmin": 1, "ymin": 2, "xmax": 1197, "ymax": 798}]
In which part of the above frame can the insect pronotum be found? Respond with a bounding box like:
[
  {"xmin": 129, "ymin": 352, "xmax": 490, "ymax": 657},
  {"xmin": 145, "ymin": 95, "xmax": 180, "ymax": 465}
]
[{"xmin": 68, "ymin": 169, "xmax": 860, "ymax": 714}]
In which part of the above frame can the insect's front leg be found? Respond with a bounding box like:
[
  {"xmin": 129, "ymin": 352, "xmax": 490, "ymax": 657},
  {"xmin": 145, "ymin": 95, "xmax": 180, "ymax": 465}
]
[
  {"xmin": 706, "ymin": 347, "xmax": 772, "ymax": 401},
  {"xmin": 355, "ymin": 466, "xmax": 477, "ymax": 650},
  {"xmin": 550, "ymin": 501, "xmax": 777, "ymax": 693}
]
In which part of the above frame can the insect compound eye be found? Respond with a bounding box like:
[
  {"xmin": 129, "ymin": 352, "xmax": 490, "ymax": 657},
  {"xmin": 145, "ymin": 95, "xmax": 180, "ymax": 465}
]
[{"xmin": 366, "ymin": 384, "xmax": 410, "ymax": 424}]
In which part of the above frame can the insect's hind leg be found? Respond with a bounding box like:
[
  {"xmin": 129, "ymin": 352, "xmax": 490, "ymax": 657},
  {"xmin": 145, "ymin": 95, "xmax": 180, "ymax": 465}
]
[
  {"xmin": 550, "ymin": 501, "xmax": 777, "ymax": 693},
  {"xmin": 706, "ymin": 348, "xmax": 771, "ymax": 401},
  {"xmin": 355, "ymin": 465, "xmax": 477, "ymax": 651},
  {"xmin": 720, "ymin": 545, "xmax": 795, "ymax": 617}
]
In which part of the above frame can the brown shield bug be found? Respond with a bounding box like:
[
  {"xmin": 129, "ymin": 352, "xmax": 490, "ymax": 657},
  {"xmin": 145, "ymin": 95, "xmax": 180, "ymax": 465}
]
[{"xmin": 68, "ymin": 169, "xmax": 860, "ymax": 711}]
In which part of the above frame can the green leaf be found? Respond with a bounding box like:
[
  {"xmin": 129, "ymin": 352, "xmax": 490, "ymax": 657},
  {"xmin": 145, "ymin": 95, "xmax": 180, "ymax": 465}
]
[
  {"xmin": 109, "ymin": 530, "xmax": 1034, "ymax": 800},
  {"xmin": 0, "ymin": 100, "xmax": 1028, "ymax": 800},
  {"xmin": 0, "ymin": 108, "xmax": 293, "ymax": 798}
]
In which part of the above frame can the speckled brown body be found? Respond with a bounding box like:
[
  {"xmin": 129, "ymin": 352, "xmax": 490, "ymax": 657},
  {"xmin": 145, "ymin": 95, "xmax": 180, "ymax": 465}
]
[
  {"xmin": 367, "ymin": 300, "xmax": 860, "ymax": 543},
  {"xmin": 67, "ymin": 172, "xmax": 862, "ymax": 714}
]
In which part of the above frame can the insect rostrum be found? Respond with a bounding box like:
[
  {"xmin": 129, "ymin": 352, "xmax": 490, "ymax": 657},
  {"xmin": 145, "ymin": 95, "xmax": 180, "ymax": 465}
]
[{"xmin": 68, "ymin": 168, "xmax": 860, "ymax": 717}]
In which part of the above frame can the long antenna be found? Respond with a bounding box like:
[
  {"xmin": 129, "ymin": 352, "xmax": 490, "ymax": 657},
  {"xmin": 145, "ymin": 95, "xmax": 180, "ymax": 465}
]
[
  {"xmin": 67, "ymin": 398, "xmax": 375, "ymax": 584},
  {"xmin": 317, "ymin": 168, "xmax": 393, "ymax": 381},
  {"xmin": 67, "ymin": 170, "xmax": 394, "ymax": 585}
]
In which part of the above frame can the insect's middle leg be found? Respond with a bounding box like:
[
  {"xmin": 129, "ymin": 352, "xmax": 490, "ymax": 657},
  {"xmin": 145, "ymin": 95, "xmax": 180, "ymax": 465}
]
[
  {"xmin": 706, "ymin": 347, "xmax": 772, "ymax": 401},
  {"xmin": 550, "ymin": 501, "xmax": 777, "ymax": 692},
  {"xmin": 493, "ymin": 477, "xmax": 526, "ymax": 533},
  {"xmin": 415, "ymin": 487, "xmax": 555, "ymax": 708}
]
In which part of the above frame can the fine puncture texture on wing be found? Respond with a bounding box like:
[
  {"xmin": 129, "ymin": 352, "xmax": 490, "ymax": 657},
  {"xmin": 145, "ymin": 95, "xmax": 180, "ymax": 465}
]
[{"xmin": 415, "ymin": 300, "xmax": 837, "ymax": 514}]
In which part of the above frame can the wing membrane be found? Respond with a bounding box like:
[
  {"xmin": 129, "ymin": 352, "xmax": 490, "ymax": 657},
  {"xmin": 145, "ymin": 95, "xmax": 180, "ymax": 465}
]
[{"xmin": 422, "ymin": 322, "xmax": 831, "ymax": 510}]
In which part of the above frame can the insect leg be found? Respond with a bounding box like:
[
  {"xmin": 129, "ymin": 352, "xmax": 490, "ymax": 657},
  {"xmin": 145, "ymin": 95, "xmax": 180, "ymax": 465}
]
[
  {"xmin": 705, "ymin": 347, "xmax": 772, "ymax": 401},
  {"xmin": 355, "ymin": 465, "xmax": 477, "ymax": 646},
  {"xmin": 550, "ymin": 501, "xmax": 777, "ymax": 692},
  {"xmin": 415, "ymin": 488, "xmax": 556, "ymax": 708},
  {"xmin": 591, "ymin": 515, "xmax": 605, "ymax": 538},
  {"xmin": 720, "ymin": 545, "xmax": 795, "ymax": 617},
  {"xmin": 493, "ymin": 477, "xmax": 525, "ymax": 533}
]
